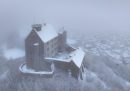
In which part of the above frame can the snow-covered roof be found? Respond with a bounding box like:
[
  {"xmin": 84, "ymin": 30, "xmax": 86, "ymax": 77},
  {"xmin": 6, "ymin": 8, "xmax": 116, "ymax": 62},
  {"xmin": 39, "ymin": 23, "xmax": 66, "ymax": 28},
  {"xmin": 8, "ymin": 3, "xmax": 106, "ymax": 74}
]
[
  {"xmin": 45, "ymin": 47, "xmax": 85, "ymax": 68},
  {"xmin": 45, "ymin": 57, "xmax": 71, "ymax": 62},
  {"xmin": 70, "ymin": 47, "xmax": 85, "ymax": 68},
  {"xmin": 34, "ymin": 24, "xmax": 58, "ymax": 43},
  {"xmin": 45, "ymin": 52, "xmax": 71, "ymax": 62}
]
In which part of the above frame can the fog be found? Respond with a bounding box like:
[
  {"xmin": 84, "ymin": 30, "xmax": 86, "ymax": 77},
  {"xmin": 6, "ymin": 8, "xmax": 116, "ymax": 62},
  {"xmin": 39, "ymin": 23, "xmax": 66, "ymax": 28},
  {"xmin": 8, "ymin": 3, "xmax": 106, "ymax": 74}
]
[
  {"xmin": 0, "ymin": 0, "xmax": 130, "ymax": 48},
  {"xmin": 1, "ymin": 1, "xmax": 130, "ymax": 91}
]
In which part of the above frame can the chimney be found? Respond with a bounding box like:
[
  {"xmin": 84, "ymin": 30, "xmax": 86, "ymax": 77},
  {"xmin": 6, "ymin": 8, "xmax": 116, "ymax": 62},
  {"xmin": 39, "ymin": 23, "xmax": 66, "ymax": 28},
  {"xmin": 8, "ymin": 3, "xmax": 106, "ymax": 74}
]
[{"xmin": 32, "ymin": 24, "xmax": 42, "ymax": 31}]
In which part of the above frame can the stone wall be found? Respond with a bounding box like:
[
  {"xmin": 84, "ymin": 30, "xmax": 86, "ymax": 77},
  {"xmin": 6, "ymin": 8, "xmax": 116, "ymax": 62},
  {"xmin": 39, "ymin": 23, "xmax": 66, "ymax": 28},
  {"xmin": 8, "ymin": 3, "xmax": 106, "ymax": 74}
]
[
  {"xmin": 44, "ymin": 36, "xmax": 59, "ymax": 57},
  {"xmin": 25, "ymin": 30, "xmax": 44, "ymax": 69},
  {"xmin": 58, "ymin": 31, "xmax": 67, "ymax": 52}
]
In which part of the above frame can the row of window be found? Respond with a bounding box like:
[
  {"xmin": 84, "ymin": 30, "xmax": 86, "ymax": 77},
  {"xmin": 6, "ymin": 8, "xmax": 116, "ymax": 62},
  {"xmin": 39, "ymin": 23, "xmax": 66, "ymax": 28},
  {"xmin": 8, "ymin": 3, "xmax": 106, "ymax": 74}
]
[
  {"xmin": 46, "ymin": 46, "xmax": 58, "ymax": 57},
  {"xmin": 45, "ymin": 37, "xmax": 59, "ymax": 57}
]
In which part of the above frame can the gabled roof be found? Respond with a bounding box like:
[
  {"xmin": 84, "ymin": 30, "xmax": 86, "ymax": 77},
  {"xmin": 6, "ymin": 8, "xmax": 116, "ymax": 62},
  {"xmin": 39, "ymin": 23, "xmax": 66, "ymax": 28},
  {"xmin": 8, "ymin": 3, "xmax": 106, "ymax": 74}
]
[
  {"xmin": 34, "ymin": 24, "xmax": 58, "ymax": 43},
  {"xmin": 70, "ymin": 47, "xmax": 85, "ymax": 68}
]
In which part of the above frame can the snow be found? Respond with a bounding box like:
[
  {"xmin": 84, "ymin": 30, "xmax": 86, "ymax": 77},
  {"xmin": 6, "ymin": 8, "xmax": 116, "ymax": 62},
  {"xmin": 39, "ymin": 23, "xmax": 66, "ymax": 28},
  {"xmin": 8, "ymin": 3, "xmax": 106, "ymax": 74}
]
[
  {"xmin": 3, "ymin": 48, "xmax": 24, "ymax": 60},
  {"xmin": 90, "ymin": 48, "xmax": 100, "ymax": 56},
  {"xmin": 85, "ymin": 44, "xmax": 92, "ymax": 48},
  {"xmin": 45, "ymin": 48, "xmax": 85, "ymax": 68},
  {"xmin": 45, "ymin": 52, "xmax": 72, "ymax": 62},
  {"xmin": 70, "ymin": 47, "xmax": 85, "ymax": 68},
  {"xmin": 33, "ymin": 43, "xmax": 39, "ymax": 46},
  {"xmin": 35, "ymin": 24, "xmax": 58, "ymax": 43},
  {"xmin": 125, "ymin": 81, "xmax": 130, "ymax": 87},
  {"xmin": 105, "ymin": 50, "xmax": 120, "ymax": 59},
  {"xmin": 67, "ymin": 39, "xmax": 77, "ymax": 45},
  {"xmin": 20, "ymin": 64, "xmax": 35, "ymax": 72},
  {"xmin": 1, "ymin": 34, "xmax": 130, "ymax": 90},
  {"xmin": 45, "ymin": 57, "xmax": 71, "ymax": 62},
  {"xmin": 122, "ymin": 52, "xmax": 130, "ymax": 58},
  {"xmin": 0, "ymin": 71, "xmax": 8, "ymax": 80},
  {"xmin": 19, "ymin": 63, "xmax": 54, "ymax": 75},
  {"xmin": 84, "ymin": 69, "xmax": 107, "ymax": 89}
]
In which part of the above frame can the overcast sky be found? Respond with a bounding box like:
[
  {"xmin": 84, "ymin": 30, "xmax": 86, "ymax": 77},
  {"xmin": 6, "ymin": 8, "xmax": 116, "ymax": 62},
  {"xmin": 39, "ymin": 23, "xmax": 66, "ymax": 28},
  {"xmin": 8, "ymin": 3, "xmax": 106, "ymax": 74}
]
[{"xmin": 0, "ymin": 0, "xmax": 130, "ymax": 48}]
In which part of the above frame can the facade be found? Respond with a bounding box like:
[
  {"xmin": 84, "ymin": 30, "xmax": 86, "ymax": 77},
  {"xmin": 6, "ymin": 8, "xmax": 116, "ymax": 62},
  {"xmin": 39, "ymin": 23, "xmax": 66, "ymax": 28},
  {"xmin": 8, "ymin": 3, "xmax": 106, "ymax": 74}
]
[{"xmin": 24, "ymin": 23, "xmax": 85, "ymax": 80}]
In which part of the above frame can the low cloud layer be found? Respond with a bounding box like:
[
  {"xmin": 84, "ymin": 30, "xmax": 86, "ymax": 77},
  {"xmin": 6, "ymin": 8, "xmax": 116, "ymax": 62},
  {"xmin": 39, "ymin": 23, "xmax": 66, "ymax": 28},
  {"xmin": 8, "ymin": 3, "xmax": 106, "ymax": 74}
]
[{"xmin": 0, "ymin": 0, "xmax": 130, "ymax": 48}]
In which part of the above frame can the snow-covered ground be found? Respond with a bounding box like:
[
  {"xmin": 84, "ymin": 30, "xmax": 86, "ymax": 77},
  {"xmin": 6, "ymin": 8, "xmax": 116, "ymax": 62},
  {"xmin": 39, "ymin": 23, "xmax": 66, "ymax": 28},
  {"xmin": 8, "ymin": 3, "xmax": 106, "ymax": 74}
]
[
  {"xmin": 75, "ymin": 34, "xmax": 130, "ymax": 90},
  {"xmin": 0, "ymin": 34, "xmax": 130, "ymax": 91},
  {"xmin": 82, "ymin": 35, "xmax": 130, "ymax": 65},
  {"xmin": 0, "ymin": 71, "xmax": 8, "ymax": 80}
]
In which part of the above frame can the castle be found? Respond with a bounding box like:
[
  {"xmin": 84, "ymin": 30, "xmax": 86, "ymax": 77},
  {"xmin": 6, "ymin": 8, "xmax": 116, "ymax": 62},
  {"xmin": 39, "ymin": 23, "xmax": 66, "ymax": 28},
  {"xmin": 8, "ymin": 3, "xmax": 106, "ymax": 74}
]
[{"xmin": 20, "ymin": 23, "xmax": 86, "ymax": 80}]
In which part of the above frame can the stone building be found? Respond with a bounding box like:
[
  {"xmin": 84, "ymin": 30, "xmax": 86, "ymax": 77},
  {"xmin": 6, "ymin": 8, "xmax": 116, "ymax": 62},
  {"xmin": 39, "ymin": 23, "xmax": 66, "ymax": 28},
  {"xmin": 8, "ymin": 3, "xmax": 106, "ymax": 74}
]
[{"xmin": 22, "ymin": 23, "xmax": 86, "ymax": 80}]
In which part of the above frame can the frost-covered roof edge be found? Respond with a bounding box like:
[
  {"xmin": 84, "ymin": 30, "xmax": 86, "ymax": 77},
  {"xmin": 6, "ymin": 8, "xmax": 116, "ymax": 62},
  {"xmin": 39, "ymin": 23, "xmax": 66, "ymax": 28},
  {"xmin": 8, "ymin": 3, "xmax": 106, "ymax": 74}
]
[
  {"xmin": 70, "ymin": 47, "xmax": 85, "ymax": 68},
  {"xmin": 34, "ymin": 23, "xmax": 58, "ymax": 43}
]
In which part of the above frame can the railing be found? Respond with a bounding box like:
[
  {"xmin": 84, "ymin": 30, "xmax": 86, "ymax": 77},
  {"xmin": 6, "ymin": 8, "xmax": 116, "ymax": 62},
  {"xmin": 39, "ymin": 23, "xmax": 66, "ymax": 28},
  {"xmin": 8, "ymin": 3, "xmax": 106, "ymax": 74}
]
[{"xmin": 19, "ymin": 63, "xmax": 54, "ymax": 76}]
